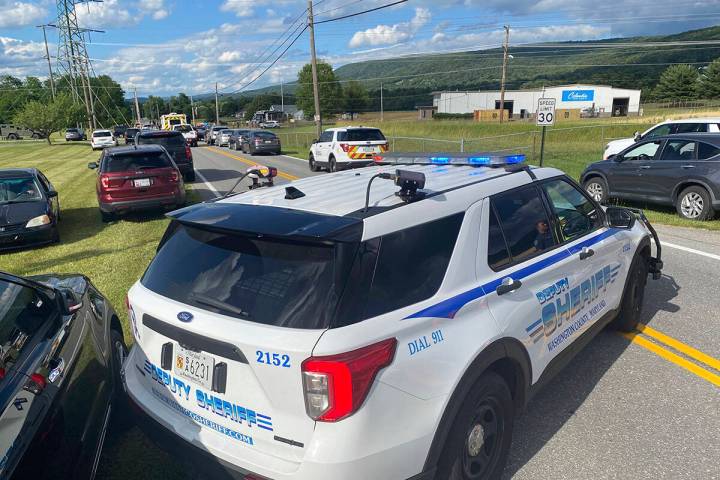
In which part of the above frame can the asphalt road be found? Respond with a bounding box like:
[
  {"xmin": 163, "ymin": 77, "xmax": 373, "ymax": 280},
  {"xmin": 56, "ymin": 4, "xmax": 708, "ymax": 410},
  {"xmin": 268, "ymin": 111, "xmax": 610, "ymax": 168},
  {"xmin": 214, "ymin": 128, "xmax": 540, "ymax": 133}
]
[{"xmin": 191, "ymin": 144, "xmax": 720, "ymax": 480}]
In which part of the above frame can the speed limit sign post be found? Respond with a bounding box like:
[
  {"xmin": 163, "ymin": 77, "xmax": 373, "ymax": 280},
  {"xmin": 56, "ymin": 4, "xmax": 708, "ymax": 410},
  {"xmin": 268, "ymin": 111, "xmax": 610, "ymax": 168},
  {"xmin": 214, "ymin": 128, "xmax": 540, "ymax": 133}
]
[{"xmin": 536, "ymin": 98, "xmax": 555, "ymax": 166}]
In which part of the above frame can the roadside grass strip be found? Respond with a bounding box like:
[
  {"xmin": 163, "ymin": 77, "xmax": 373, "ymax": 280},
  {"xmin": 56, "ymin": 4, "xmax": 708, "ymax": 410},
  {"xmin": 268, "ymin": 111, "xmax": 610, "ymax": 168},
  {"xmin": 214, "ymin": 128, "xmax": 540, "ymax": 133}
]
[{"xmin": 621, "ymin": 324, "xmax": 720, "ymax": 387}]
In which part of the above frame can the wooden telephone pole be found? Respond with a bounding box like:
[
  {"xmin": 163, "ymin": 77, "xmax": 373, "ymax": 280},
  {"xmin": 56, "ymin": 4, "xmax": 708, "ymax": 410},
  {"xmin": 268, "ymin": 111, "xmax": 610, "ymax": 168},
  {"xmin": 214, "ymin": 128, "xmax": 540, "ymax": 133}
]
[
  {"xmin": 499, "ymin": 25, "xmax": 510, "ymax": 123},
  {"xmin": 308, "ymin": 0, "xmax": 322, "ymax": 139}
]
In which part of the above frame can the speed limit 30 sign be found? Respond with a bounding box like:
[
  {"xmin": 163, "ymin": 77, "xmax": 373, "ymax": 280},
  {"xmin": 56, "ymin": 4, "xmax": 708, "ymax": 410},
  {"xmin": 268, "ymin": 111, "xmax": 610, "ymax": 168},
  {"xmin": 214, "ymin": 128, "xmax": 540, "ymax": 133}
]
[{"xmin": 536, "ymin": 98, "xmax": 556, "ymax": 126}]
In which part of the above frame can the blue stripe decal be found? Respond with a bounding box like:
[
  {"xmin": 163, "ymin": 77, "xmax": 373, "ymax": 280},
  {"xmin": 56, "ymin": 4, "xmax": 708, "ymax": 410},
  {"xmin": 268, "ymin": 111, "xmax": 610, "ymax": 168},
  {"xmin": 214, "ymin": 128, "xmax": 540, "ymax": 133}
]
[
  {"xmin": 403, "ymin": 229, "xmax": 618, "ymax": 320},
  {"xmin": 526, "ymin": 319, "xmax": 543, "ymax": 332}
]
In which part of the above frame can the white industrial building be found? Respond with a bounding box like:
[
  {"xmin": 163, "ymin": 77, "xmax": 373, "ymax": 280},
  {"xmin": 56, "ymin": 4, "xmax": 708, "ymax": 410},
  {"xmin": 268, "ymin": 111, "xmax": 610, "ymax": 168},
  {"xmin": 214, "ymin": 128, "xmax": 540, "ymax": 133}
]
[{"xmin": 433, "ymin": 84, "xmax": 642, "ymax": 118}]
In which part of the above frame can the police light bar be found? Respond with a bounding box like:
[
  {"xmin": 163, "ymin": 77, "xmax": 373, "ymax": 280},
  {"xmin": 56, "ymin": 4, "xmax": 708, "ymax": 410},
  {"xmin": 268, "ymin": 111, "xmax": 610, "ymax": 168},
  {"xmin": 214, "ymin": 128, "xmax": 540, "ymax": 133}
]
[{"xmin": 373, "ymin": 152, "xmax": 526, "ymax": 167}]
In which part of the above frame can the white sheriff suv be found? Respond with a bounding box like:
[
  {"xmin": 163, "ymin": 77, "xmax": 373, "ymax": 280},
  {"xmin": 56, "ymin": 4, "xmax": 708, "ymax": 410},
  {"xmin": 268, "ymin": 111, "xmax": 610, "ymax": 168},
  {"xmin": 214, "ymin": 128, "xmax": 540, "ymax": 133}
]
[
  {"xmin": 122, "ymin": 152, "xmax": 662, "ymax": 480},
  {"xmin": 309, "ymin": 126, "xmax": 388, "ymax": 172}
]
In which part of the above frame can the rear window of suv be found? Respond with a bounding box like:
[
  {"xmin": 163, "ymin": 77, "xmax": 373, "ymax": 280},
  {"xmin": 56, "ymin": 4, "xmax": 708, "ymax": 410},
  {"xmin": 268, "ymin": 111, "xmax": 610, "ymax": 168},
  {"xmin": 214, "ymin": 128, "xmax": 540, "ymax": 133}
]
[
  {"xmin": 102, "ymin": 151, "xmax": 172, "ymax": 172},
  {"xmin": 137, "ymin": 133, "xmax": 185, "ymax": 149},
  {"xmin": 253, "ymin": 131, "xmax": 277, "ymax": 139},
  {"xmin": 93, "ymin": 131, "xmax": 111, "ymax": 137},
  {"xmin": 337, "ymin": 129, "xmax": 386, "ymax": 142}
]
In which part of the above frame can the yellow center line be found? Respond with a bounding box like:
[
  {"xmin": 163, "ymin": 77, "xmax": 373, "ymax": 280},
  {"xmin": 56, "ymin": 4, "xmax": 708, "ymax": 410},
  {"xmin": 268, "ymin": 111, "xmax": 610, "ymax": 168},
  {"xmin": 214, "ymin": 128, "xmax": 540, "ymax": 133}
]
[
  {"xmin": 206, "ymin": 147, "xmax": 299, "ymax": 181},
  {"xmin": 621, "ymin": 331, "xmax": 720, "ymax": 388},
  {"xmin": 637, "ymin": 324, "xmax": 720, "ymax": 372}
]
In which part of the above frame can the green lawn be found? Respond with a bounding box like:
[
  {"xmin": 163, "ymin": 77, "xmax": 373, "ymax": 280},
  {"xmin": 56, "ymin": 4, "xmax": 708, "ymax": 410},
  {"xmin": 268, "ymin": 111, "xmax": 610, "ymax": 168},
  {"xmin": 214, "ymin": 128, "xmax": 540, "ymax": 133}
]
[{"xmin": 0, "ymin": 141, "xmax": 195, "ymax": 479}]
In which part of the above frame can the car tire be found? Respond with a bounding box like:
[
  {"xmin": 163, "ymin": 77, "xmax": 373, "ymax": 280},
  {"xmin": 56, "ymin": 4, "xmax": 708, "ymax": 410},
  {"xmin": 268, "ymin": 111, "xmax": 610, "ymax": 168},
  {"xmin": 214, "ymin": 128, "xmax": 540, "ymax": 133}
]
[
  {"xmin": 436, "ymin": 372, "xmax": 514, "ymax": 480},
  {"xmin": 32, "ymin": 133, "xmax": 40, "ymax": 139},
  {"xmin": 584, "ymin": 177, "xmax": 608, "ymax": 204},
  {"xmin": 329, "ymin": 156, "xmax": 337, "ymax": 173},
  {"xmin": 8, "ymin": 133, "xmax": 18, "ymax": 140},
  {"xmin": 676, "ymin": 186, "xmax": 714, "ymax": 220},
  {"xmin": 100, "ymin": 210, "xmax": 115, "ymax": 223},
  {"xmin": 309, "ymin": 154, "xmax": 320, "ymax": 172},
  {"xmin": 184, "ymin": 170, "xmax": 196, "ymax": 182},
  {"xmin": 610, "ymin": 252, "xmax": 648, "ymax": 332}
]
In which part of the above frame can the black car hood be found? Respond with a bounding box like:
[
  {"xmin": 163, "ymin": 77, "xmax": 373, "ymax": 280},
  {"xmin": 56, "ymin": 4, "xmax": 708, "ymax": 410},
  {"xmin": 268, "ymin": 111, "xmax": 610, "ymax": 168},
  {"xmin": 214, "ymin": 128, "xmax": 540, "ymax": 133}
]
[{"xmin": 0, "ymin": 201, "xmax": 47, "ymax": 226}]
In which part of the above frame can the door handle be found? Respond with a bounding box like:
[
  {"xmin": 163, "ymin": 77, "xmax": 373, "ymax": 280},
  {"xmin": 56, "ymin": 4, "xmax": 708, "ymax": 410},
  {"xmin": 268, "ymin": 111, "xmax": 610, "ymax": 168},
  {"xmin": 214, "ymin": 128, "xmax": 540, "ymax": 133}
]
[
  {"xmin": 638, "ymin": 165, "xmax": 651, "ymax": 170},
  {"xmin": 579, "ymin": 247, "xmax": 595, "ymax": 260},
  {"xmin": 496, "ymin": 277, "xmax": 522, "ymax": 296},
  {"xmin": 681, "ymin": 165, "xmax": 695, "ymax": 169}
]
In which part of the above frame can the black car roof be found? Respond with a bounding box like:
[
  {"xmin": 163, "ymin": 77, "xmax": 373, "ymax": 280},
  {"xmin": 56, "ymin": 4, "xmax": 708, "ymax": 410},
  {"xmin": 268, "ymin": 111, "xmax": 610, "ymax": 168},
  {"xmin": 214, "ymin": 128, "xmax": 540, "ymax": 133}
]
[
  {"xmin": 0, "ymin": 168, "xmax": 37, "ymax": 178},
  {"xmin": 105, "ymin": 144, "xmax": 166, "ymax": 155},
  {"xmin": 137, "ymin": 130, "xmax": 183, "ymax": 138}
]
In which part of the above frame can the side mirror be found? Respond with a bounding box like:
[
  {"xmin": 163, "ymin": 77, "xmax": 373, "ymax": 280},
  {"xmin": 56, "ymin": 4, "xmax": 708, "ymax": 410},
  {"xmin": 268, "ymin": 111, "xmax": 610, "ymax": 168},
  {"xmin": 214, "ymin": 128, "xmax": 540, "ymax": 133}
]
[
  {"xmin": 47, "ymin": 190, "xmax": 58, "ymax": 198},
  {"xmin": 59, "ymin": 288, "xmax": 83, "ymax": 315},
  {"xmin": 88, "ymin": 162, "xmax": 98, "ymax": 169},
  {"xmin": 312, "ymin": 139, "xmax": 318, "ymax": 144},
  {"xmin": 633, "ymin": 131, "xmax": 641, "ymax": 142},
  {"xmin": 606, "ymin": 207, "xmax": 636, "ymax": 229}
]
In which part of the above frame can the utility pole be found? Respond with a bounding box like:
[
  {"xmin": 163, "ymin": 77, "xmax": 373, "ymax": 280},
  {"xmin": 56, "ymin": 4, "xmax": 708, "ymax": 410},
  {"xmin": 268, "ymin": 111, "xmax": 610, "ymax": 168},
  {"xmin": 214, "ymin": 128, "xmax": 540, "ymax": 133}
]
[
  {"xmin": 215, "ymin": 82, "xmax": 220, "ymax": 125},
  {"xmin": 281, "ymin": 81, "xmax": 284, "ymax": 113},
  {"xmin": 133, "ymin": 87, "xmax": 141, "ymax": 126},
  {"xmin": 308, "ymin": 0, "xmax": 322, "ymax": 139},
  {"xmin": 499, "ymin": 25, "xmax": 510, "ymax": 123},
  {"xmin": 190, "ymin": 94, "xmax": 196, "ymax": 125},
  {"xmin": 380, "ymin": 82, "xmax": 384, "ymax": 122},
  {"xmin": 37, "ymin": 25, "xmax": 56, "ymax": 100}
]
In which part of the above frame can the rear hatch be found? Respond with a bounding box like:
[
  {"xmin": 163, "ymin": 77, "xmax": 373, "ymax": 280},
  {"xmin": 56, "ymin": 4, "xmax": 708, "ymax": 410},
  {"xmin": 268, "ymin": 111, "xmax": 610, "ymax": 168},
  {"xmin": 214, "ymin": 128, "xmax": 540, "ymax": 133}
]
[
  {"xmin": 100, "ymin": 150, "xmax": 180, "ymax": 200},
  {"xmin": 137, "ymin": 133, "xmax": 189, "ymax": 167},
  {"xmin": 253, "ymin": 132, "xmax": 279, "ymax": 147},
  {"xmin": 128, "ymin": 207, "xmax": 363, "ymax": 462},
  {"xmin": 338, "ymin": 128, "xmax": 388, "ymax": 159}
]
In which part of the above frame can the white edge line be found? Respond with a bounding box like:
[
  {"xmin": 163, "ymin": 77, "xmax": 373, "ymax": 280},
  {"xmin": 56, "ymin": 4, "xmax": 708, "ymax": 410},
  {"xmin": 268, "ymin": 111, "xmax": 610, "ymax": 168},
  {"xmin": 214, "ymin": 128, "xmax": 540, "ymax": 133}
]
[
  {"xmin": 661, "ymin": 240, "xmax": 720, "ymax": 261},
  {"xmin": 194, "ymin": 169, "xmax": 221, "ymax": 198},
  {"xmin": 281, "ymin": 154, "xmax": 307, "ymax": 162}
]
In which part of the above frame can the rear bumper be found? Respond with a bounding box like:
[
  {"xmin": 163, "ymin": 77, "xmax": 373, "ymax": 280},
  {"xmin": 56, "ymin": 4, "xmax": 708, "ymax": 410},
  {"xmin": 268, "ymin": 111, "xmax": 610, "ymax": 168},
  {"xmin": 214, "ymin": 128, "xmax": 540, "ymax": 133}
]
[
  {"xmin": 0, "ymin": 224, "xmax": 54, "ymax": 251},
  {"xmin": 100, "ymin": 193, "xmax": 185, "ymax": 213},
  {"xmin": 123, "ymin": 345, "xmax": 435, "ymax": 480},
  {"xmin": 251, "ymin": 145, "xmax": 281, "ymax": 153}
]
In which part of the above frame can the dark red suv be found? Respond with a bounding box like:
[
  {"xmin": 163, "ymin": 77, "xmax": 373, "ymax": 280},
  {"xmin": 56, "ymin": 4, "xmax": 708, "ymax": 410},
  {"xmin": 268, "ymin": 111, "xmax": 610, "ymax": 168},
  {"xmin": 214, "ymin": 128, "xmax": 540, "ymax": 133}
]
[{"xmin": 88, "ymin": 145, "xmax": 186, "ymax": 222}]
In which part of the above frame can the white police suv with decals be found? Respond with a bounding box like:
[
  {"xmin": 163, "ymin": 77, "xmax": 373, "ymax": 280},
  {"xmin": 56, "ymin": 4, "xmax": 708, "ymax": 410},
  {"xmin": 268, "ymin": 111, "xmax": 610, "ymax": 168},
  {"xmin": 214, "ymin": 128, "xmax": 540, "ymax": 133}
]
[
  {"xmin": 308, "ymin": 126, "xmax": 388, "ymax": 172},
  {"xmin": 122, "ymin": 152, "xmax": 662, "ymax": 480}
]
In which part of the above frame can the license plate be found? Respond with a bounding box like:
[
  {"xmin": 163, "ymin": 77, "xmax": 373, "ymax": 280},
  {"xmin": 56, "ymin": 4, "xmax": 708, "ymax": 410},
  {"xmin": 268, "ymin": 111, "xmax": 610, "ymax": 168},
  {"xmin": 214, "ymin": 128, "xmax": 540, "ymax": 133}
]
[
  {"xmin": 134, "ymin": 178, "xmax": 151, "ymax": 187},
  {"xmin": 362, "ymin": 147, "xmax": 376, "ymax": 153},
  {"xmin": 174, "ymin": 346, "xmax": 215, "ymax": 389},
  {"xmin": 264, "ymin": 140, "xmax": 273, "ymax": 144}
]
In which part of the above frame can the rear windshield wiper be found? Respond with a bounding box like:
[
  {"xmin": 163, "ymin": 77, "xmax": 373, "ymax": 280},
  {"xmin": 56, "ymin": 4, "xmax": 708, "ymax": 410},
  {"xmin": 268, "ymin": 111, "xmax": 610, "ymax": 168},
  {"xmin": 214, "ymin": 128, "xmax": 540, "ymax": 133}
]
[{"xmin": 188, "ymin": 293, "xmax": 251, "ymax": 318}]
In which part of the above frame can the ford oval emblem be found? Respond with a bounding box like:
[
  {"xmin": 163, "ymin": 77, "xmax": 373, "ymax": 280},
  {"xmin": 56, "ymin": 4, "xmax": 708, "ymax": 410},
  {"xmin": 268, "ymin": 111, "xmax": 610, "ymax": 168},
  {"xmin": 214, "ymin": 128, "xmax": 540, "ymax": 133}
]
[{"xmin": 177, "ymin": 311, "xmax": 194, "ymax": 323}]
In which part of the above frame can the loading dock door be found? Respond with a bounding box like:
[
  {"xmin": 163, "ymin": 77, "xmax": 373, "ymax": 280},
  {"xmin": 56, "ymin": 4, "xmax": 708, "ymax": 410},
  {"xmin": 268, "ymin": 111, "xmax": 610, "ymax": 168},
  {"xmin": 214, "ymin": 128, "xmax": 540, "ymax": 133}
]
[
  {"xmin": 495, "ymin": 100, "xmax": 514, "ymax": 117},
  {"xmin": 612, "ymin": 98, "xmax": 629, "ymax": 116}
]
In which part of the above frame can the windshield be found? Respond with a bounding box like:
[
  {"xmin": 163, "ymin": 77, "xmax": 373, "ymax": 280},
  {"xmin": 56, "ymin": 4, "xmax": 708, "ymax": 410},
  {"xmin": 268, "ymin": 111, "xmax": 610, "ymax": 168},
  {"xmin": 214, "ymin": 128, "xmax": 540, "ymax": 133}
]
[
  {"xmin": 0, "ymin": 177, "xmax": 43, "ymax": 204},
  {"xmin": 126, "ymin": 128, "xmax": 139, "ymax": 136},
  {"xmin": 254, "ymin": 131, "xmax": 277, "ymax": 139},
  {"xmin": 138, "ymin": 134, "xmax": 185, "ymax": 149},
  {"xmin": 141, "ymin": 224, "xmax": 351, "ymax": 329},
  {"xmin": 102, "ymin": 152, "xmax": 172, "ymax": 172},
  {"xmin": 66, "ymin": 129, "xmax": 78, "ymax": 133},
  {"xmin": 173, "ymin": 125, "xmax": 193, "ymax": 132},
  {"xmin": 93, "ymin": 131, "xmax": 112, "ymax": 138},
  {"xmin": 338, "ymin": 129, "xmax": 386, "ymax": 142},
  {"xmin": 0, "ymin": 280, "xmax": 54, "ymax": 376}
]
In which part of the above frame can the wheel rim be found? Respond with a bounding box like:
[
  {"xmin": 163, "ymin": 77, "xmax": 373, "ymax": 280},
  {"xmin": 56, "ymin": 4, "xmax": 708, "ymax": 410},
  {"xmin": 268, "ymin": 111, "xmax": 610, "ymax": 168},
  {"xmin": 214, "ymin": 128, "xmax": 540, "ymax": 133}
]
[
  {"xmin": 680, "ymin": 192, "xmax": 704, "ymax": 218},
  {"xmin": 309, "ymin": 156, "xmax": 315, "ymax": 169},
  {"xmin": 114, "ymin": 339, "xmax": 126, "ymax": 370},
  {"xmin": 586, "ymin": 182, "xmax": 603, "ymax": 202},
  {"xmin": 462, "ymin": 400, "xmax": 503, "ymax": 479}
]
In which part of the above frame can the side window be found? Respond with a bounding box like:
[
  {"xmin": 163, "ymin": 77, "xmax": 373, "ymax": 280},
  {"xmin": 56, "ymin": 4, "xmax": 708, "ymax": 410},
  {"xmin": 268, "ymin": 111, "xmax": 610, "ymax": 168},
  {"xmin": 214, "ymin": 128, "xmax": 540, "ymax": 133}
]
[
  {"xmin": 88, "ymin": 288, "xmax": 106, "ymax": 322},
  {"xmin": 38, "ymin": 172, "xmax": 54, "ymax": 192},
  {"xmin": 543, "ymin": 179, "xmax": 602, "ymax": 242},
  {"xmin": 491, "ymin": 186, "xmax": 557, "ymax": 265},
  {"xmin": 660, "ymin": 140, "xmax": 696, "ymax": 161},
  {"xmin": 35, "ymin": 173, "xmax": 50, "ymax": 192},
  {"xmin": 365, "ymin": 213, "xmax": 464, "ymax": 317},
  {"xmin": 674, "ymin": 123, "xmax": 707, "ymax": 134},
  {"xmin": 622, "ymin": 140, "xmax": 662, "ymax": 161},
  {"xmin": 487, "ymin": 206, "xmax": 511, "ymax": 270},
  {"xmin": 319, "ymin": 131, "xmax": 333, "ymax": 143},
  {"xmin": 698, "ymin": 142, "xmax": 720, "ymax": 160},
  {"xmin": 644, "ymin": 124, "xmax": 672, "ymax": 138}
]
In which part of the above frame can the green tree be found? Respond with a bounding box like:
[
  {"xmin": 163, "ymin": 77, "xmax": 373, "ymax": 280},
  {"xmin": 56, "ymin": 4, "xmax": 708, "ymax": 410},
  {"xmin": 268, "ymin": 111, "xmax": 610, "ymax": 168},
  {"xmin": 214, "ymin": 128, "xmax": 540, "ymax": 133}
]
[
  {"xmin": 143, "ymin": 96, "xmax": 166, "ymax": 122},
  {"xmin": 697, "ymin": 58, "xmax": 720, "ymax": 98},
  {"xmin": 343, "ymin": 81, "xmax": 369, "ymax": 119},
  {"xmin": 654, "ymin": 64, "xmax": 699, "ymax": 101},
  {"xmin": 13, "ymin": 94, "xmax": 83, "ymax": 145},
  {"xmin": 295, "ymin": 62, "xmax": 343, "ymax": 118}
]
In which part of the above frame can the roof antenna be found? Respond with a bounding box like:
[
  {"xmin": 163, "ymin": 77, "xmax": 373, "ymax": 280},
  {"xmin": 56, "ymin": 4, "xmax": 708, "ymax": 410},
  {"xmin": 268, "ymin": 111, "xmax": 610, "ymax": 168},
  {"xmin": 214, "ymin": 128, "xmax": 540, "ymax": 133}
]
[{"xmin": 364, "ymin": 169, "xmax": 426, "ymax": 212}]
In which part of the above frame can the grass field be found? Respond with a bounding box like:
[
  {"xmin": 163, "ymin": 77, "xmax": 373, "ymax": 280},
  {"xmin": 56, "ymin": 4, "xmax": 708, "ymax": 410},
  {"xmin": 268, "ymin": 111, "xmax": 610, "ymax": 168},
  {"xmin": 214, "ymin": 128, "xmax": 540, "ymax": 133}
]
[{"xmin": 0, "ymin": 141, "xmax": 195, "ymax": 479}]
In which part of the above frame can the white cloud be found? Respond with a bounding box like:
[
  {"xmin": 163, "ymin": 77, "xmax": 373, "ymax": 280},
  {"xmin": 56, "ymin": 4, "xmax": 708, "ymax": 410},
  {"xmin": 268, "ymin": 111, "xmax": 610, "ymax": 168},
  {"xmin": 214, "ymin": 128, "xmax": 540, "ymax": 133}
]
[
  {"xmin": 0, "ymin": 1, "xmax": 46, "ymax": 28},
  {"xmin": 349, "ymin": 7, "xmax": 431, "ymax": 48},
  {"xmin": 218, "ymin": 51, "xmax": 241, "ymax": 63},
  {"xmin": 220, "ymin": 0, "xmax": 255, "ymax": 18}
]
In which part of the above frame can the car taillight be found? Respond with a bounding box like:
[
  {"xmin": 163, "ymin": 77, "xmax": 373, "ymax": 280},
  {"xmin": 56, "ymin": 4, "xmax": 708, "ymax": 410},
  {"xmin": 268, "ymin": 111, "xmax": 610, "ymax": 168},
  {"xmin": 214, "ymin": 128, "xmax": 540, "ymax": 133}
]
[
  {"xmin": 169, "ymin": 170, "xmax": 180, "ymax": 182},
  {"xmin": 100, "ymin": 174, "xmax": 110, "ymax": 188},
  {"xmin": 339, "ymin": 143, "xmax": 350, "ymax": 152},
  {"xmin": 185, "ymin": 145, "xmax": 192, "ymax": 159},
  {"xmin": 255, "ymin": 138, "xmax": 262, "ymax": 145},
  {"xmin": 24, "ymin": 373, "xmax": 47, "ymax": 394},
  {"xmin": 301, "ymin": 338, "xmax": 396, "ymax": 422}
]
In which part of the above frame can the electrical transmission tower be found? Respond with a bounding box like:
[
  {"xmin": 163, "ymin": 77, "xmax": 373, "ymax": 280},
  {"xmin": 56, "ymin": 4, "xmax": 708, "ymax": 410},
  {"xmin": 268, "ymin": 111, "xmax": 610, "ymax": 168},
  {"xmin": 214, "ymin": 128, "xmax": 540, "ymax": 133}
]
[{"xmin": 54, "ymin": 0, "xmax": 103, "ymax": 130}]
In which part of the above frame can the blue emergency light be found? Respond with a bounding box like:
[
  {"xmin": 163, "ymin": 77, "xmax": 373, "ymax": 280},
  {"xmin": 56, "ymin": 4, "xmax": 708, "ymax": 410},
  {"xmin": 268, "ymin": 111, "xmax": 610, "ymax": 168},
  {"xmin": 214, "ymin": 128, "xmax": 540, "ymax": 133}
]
[{"xmin": 374, "ymin": 152, "xmax": 526, "ymax": 167}]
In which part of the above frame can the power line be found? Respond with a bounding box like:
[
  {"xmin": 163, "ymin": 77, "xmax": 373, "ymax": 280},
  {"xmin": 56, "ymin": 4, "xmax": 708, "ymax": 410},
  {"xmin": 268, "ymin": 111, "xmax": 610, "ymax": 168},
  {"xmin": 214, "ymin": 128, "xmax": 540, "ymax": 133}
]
[{"xmin": 313, "ymin": 0, "xmax": 408, "ymax": 24}]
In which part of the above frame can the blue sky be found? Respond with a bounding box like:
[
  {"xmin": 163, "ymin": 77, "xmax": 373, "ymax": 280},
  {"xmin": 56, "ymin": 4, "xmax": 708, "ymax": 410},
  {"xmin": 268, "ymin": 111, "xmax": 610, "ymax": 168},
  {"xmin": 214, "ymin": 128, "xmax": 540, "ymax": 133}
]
[{"xmin": 2, "ymin": 0, "xmax": 720, "ymax": 97}]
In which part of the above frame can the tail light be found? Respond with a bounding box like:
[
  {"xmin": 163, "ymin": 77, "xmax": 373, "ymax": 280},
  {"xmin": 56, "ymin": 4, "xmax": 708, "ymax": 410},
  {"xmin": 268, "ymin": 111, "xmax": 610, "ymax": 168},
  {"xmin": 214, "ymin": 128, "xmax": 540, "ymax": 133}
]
[
  {"xmin": 100, "ymin": 174, "xmax": 110, "ymax": 189},
  {"xmin": 339, "ymin": 143, "xmax": 350, "ymax": 152},
  {"xmin": 255, "ymin": 138, "xmax": 262, "ymax": 145},
  {"xmin": 185, "ymin": 145, "xmax": 192, "ymax": 159},
  {"xmin": 169, "ymin": 169, "xmax": 180, "ymax": 182},
  {"xmin": 301, "ymin": 338, "xmax": 396, "ymax": 422},
  {"xmin": 0, "ymin": 367, "xmax": 5, "ymax": 380},
  {"xmin": 24, "ymin": 373, "xmax": 47, "ymax": 394},
  {"xmin": 380, "ymin": 143, "xmax": 389, "ymax": 152}
]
